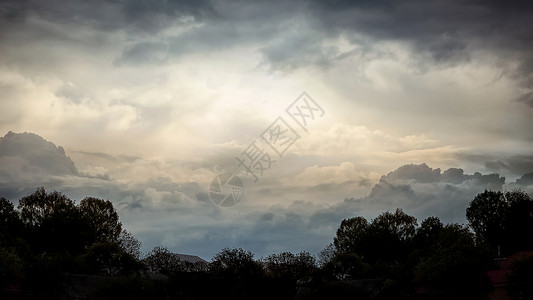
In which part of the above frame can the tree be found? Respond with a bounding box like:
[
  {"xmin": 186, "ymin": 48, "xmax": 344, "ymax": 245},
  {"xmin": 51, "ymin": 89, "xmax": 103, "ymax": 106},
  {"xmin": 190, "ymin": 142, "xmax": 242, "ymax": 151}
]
[
  {"xmin": 416, "ymin": 216, "xmax": 443, "ymax": 241},
  {"xmin": 504, "ymin": 190, "xmax": 533, "ymax": 252},
  {"xmin": 18, "ymin": 187, "xmax": 85, "ymax": 255},
  {"xmin": 321, "ymin": 252, "xmax": 365, "ymax": 280},
  {"xmin": 79, "ymin": 197, "xmax": 122, "ymax": 244},
  {"xmin": 413, "ymin": 216, "xmax": 444, "ymax": 257},
  {"xmin": 467, "ymin": 190, "xmax": 533, "ymax": 256},
  {"xmin": 366, "ymin": 209, "xmax": 417, "ymax": 263},
  {"xmin": 332, "ymin": 209, "xmax": 417, "ymax": 264},
  {"xmin": 119, "ymin": 230, "xmax": 142, "ymax": 259},
  {"xmin": 85, "ymin": 241, "xmax": 143, "ymax": 276},
  {"xmin": 263, "ymin": 251, "xmax": 316, "ymax": 279},
  {"xmin": 317, "ymin": 243, "xmax": 336, "ymax": 267},
  {"xmin": 0, "ymin": 246, "xmax": 23, "ymax": 286},
  {"xmin": 414, "ymin": 224, "xmax": 488, "ymax": 295},
  {"xmin": 466, "ymin": 190, "xmax": 508, "ymax": 252},
  {"xmin": 0, "ymin": 197, "xmax": 22, "ymax": 246},
  {"xmin": 143, "ymin": 246, "xmax": 182, "ymax": 274},
  {"xmin": 210, "ymin": 248, "xmax": 263, "ymax": 277},
  {"xmin": 333, "ymin": 216, "xmax": 369, "ymax": 255}
]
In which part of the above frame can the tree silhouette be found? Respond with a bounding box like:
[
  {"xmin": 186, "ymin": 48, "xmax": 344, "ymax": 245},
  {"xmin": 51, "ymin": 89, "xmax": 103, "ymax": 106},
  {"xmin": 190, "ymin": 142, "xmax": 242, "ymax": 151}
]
[
  {"xmin": 333, "ymin": 216, "xmax": 368, "ymax": 255},
  {"xmin": 0, "ymin": 196, "xmax": 22, "ymax": 246},
  {"xmin": 210, "ymin": 247, "xmax": 263, "ymax": 277},
  {"xmin": 413, "ymin": 223, "xmax": 486, "ymax": 292},
  {"xmin": 263, "ymin": 251, "xmax": 316, "ymax": 279},
  {"xmin": 84, "ymin": 241, "xmax": 143, "ymax": 276},
  {"xmin": 143, "ymin": 245, "xmax": 182, "ymax": 274},
  {"xmin": 334, "ymin": 209, "xmax": 417, "ymax": 264},
  {"xmin": 317, "ymin": 242, "xmax": 336, "ymax": 267},
  {"xmin": 366, "ymin": 208, "xmax": 417, "ymax": 263},
  {"xmin": 119, "ymin": 229, "xmax": 142, "ymax": 259},
  {"xmin": 467, "ymin": 190, "xmax": 533, "ymax": 256},
  {"xmin": 79, "ymin": 197, "xmax": 122, "ymax": 245},
  {"xmin": 18, "ymin": 187, "xmax": 85, "ymax": 255}
]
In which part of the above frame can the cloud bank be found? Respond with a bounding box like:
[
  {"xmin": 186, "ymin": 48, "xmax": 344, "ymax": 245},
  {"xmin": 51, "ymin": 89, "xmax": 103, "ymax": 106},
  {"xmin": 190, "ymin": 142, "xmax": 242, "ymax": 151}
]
[{"xmin": 1, "ymin": 132, "xmax": 530, "ymax": 259}]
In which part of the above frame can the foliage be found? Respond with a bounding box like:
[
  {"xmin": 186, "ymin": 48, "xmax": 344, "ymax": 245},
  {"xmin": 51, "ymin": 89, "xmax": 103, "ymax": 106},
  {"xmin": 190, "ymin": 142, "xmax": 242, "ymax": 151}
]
[
  {"xmin": 0, "ymin": 246, "xmax": 23, "ymax": 286},
  {"xmin": 333, "ymin": 209, "xmax": 417, "ymax": 264},
  {"xmin": 321, "ymin": 252, "xmax": 365, "ymax": 280},
  {"xmin": 210, "ymin": 247, "xmax": 263, "ymax": 277},
  {"xmin": 317, "ymin": 242, "xmax": 336, "ymax": 267},
  {"xmin": 1, "ymin": 187, "xmax": 531, "ymax": 298},
  {"xmin": 0, "ymin": 197, "xmax": 23, "ymax": 251},
  {"xmin": 18, "ymin": 187, "xmax": 85, "ymax": 255},
  {"xmin": 467, "ymin": 190, "xmax": 533, "ymax": 256},
  {"xmin": 365, "ymin": 208, "xmax": 417, "ymax": 263},
  {"xmin": 333, "ymin": 216, "xmax": 368, "ymax": 255},
  {"xmin": 1, "ymin": 187, "xmax": 145, "ymax": 290},
  {"xmin": 143, "ymin": 246, "xmax": 183, "ymax": 274},
  {"xmin": 84, "ymin": 241, "xmax": 144, "ymax": 275},
  {"xmin": 119, "ymin": 229, "xmax": 142, "ymax": 259},
  {"xmin": 413, "ymin": 223, "xmax": 486, "ymax": 291},
  {"xmin": 79, "ymin": 196, "xmax": 122, "ymax": 244},
  {"xmin": 263, "ymin": 251, "xmax": 316, "ymax": 279}
]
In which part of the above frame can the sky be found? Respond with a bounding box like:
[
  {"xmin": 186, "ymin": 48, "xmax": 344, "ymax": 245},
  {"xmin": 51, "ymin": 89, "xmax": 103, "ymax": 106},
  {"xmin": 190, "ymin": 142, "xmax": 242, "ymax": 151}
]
[{"xmin": 1, "ymin": 0, "xmax": 533, "ymax": 260}]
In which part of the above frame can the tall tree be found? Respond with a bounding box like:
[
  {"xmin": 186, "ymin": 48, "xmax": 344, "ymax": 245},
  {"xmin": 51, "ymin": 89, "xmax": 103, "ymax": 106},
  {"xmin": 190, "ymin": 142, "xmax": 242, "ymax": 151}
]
[
  {"xmin": 366, "ymin": 208, "xmax": 417, "ymax": 263},
  {"xmin": 118, "ymin": 230, "xmax": 142, "ymax": 259},
  {"xmin": 333, "ymin": 216, "xmax": 369, "ymax": 255},
  {"xmin": 504, "ymin": 190, "xmax": 533, "ymax": 252},
  {"xmin": 0, "ymin": 197, "xmax": 22, "ymax": 246},
  {"xmin": 467, "ymin": 190, "xmax": 533, "ymax": 256},
  {"xmin": 317, "ymin": 243, "xmax": 336, "ymax": 267},
  {"xmin": 79, "ymin": 197, "xmax": 122, "ymax": 244},
  {"xmin": 466, "ymin": 190, "xmax": 508, "ymax": 253},
  {"xmin": 333, "ymin": 209, "xmax": 417, "ymax": 263},
  {"xmin": 413, "ymin": 216, "xmax": 444, "ymax": 257},
  {"xmin": 414, "ymin": 224, "xmax": 488, "ymax": 294},
  {"xmin": 18, "ymin": 187, "xmax": 84, "ymax": 255}
]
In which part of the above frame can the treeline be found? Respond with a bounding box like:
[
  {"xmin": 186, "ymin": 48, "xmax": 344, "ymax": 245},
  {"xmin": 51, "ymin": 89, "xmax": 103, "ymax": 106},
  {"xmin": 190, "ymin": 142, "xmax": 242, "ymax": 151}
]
[{"xmin": 1, "ymin": 188, "xmax": 533, "ymax": 299}]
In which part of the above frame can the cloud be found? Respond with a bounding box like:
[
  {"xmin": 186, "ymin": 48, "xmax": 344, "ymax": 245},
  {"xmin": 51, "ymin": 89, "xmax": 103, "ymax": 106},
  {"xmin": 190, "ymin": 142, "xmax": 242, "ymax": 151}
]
[
  {"xmin": 515, "ymin": 92, "xmax": 533, "ymax": 107},
  {"xmin": 307, "ymin": 0, "xmax": 533, "ymax": 81},
  {"xmin": 0, "ymin": 0, "xmax": 214, "ymax": 33},
  {"xmin": 0, "ymin": 131, "xmax": 527, "ymax": 259},
  {"xmin": 509, "ymin": 173, "xmax": 533, "ymax": 195},
  {"xmin": 515, "ymin": 173, "xmax": 533, "ymax": 186},
  {"xmin": 1, "ymin": 0, "xmax": 532, "ymax": 260},
  {"xmin": 2, "ymin": 0, "xmax": 532, "ymax": 95},
  {"xmin": 457, "ymin": 153, "xmax": 533, "ymax": 178},
  {"xmin": 353, "ymin": 163, "xmax": 506, "ymax": 223},
  {"xmin": 0, "ymin": 131, "xmax": 78, "ymax": 176}
]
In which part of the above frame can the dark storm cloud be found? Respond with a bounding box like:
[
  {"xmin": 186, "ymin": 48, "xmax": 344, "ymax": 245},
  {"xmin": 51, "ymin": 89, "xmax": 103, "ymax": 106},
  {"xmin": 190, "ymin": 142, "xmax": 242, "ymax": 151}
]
[
  {"xmin": 458, "ymin": 153, "xmax": 533, "ymax": 177},
  {"xmin": 114, "ymin": 41, "xmax": 170, "ymax": 66},
  {"xmin": 0, "ymin": 132, "xmax": 206, "ymax": 209},
  {"xmin": 0, "ymin": 0, "xmax": 215, "ymax": 32},
  {"xmin": 308, "ymin": 0, "xmax": 533, "ymax": 65},
  {"xmin": 515, "ymin": 92, "xmax": 533, "ymax": 107},
  {"xmin": 379, "ymin": 163, "xmax": 505, "ymax": 189},
  {"xmin": 0, "ymin": 131, "xmax": 77, "ymax": 199},
  {"xmin": 515, "ymin": 173, "xmax": 533, "ymax": 186},
  {"xmin": 0, "ymin": 131, "xmax": 78, "ymax": 176},
  {"xmin": 3, "ymin": 0, "xmax": 532, "ymax": 92},
  {"xmin": 339, "ymin": 163, "xmax": 507, "ymax": 224}
]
